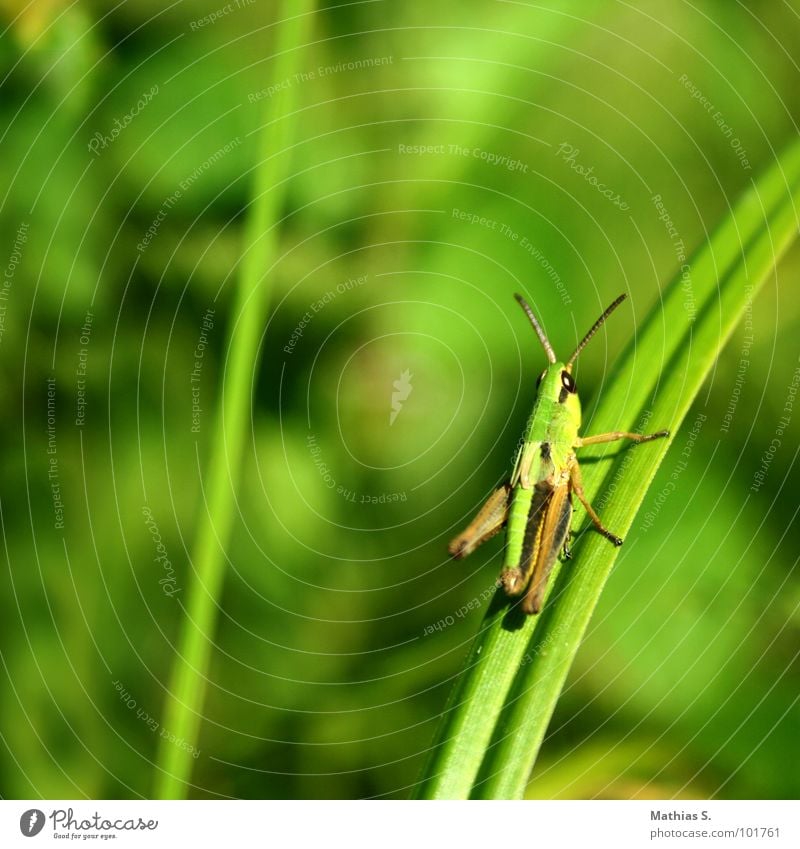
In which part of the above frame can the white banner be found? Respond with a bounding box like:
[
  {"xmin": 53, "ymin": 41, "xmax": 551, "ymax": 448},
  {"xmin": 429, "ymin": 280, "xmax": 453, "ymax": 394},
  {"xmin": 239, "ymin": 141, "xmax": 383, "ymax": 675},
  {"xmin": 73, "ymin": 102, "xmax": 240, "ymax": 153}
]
[{"xmin": 1, "ymin": 800, "xmax": 797, "ymax": 848}]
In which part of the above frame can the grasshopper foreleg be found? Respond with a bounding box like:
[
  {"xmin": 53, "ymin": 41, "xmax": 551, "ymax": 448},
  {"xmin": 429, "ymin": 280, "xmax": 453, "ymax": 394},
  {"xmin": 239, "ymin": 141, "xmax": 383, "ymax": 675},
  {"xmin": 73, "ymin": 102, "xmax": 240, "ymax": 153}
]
[
  {"xmin": 570, "ymin": 428, "xmax": 668, "ymax": 545},
  {"xmin": 576, "ymin": 429, "xmax": 669, "ymax": 447}
]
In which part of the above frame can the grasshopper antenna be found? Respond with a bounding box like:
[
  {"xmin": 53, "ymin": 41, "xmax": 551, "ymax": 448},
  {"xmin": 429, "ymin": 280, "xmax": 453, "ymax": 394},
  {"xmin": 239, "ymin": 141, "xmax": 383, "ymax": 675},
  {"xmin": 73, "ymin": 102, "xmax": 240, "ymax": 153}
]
[
  {"xmin": 565, "ymin": 293, "xmax": 627, "ymax": 370},
  {"xmin": 514, "ymin": 293, "xmax": 557, "ymax": 364}
]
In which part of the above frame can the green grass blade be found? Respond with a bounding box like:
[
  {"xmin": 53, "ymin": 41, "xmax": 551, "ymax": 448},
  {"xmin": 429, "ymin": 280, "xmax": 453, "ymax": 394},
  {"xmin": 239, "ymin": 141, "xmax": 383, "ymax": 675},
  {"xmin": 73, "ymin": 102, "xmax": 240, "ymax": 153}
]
[
  {"xmin": 154, "ymin": 3, "xmax": 315, "ymax": 799},
  {"xmin": 412, "ymin": 594, "xmax": 544, "ymax": 799},
  {"xmin": 416, "ymin": 138, "xmax": 800, "ymax": 800}
]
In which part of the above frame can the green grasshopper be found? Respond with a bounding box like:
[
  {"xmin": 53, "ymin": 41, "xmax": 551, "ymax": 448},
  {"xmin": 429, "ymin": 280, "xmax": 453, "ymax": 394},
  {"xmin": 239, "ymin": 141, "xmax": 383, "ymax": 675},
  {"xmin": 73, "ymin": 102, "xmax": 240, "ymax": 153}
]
[{"xmin": 449, "ymin": 293, "xmax": 669, "ymax": 615}]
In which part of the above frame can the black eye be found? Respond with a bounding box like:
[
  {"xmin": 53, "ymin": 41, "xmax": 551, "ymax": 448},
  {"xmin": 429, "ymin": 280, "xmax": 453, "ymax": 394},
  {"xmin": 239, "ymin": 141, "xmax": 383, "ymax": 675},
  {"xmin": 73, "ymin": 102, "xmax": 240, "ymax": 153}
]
[
  {"xmin": 536, "ymin": 370, "xmax": 547, "ymax": 388},
  {"xmin": 561, "ymin": 371, "xmax": 576, "ymax": 393}
]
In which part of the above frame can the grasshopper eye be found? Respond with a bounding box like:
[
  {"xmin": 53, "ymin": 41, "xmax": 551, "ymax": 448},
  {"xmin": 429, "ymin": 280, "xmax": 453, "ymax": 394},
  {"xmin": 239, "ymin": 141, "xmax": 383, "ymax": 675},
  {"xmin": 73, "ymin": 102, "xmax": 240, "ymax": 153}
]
[
  {"xmin": 561, "ymin": 371, "xmax": 576, "ymax": 393},
  {"xmin": 536, "ymin": 370, "xmax": 547, "ymax": 388}
]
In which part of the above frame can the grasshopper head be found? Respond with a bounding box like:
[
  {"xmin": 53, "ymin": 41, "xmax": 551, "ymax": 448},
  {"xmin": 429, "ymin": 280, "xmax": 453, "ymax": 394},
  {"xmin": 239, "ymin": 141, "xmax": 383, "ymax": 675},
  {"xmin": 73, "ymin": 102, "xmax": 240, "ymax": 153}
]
[
  {"xmin": 536, "ymin": 362, "xmax": 581, "ymax": 422},
  {"xmin": 515, "ymin": 292, "xmax": 628, "ymax": 423}
]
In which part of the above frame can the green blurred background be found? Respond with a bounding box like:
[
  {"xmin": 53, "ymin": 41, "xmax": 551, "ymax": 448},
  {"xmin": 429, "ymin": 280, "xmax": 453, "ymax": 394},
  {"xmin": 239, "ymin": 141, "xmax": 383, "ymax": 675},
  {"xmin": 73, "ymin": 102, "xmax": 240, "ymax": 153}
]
[{"xmin": 1, "ymin": 0, "xmax": 798, "ymax": 799}]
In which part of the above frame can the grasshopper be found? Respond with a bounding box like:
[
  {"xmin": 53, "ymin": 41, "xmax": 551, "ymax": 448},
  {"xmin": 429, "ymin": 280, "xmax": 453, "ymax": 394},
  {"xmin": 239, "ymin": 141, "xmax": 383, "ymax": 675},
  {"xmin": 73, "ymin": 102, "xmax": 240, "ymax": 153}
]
[{"xmin": 448, "ymin": 293, "xmax": 669, "ymax": 615}]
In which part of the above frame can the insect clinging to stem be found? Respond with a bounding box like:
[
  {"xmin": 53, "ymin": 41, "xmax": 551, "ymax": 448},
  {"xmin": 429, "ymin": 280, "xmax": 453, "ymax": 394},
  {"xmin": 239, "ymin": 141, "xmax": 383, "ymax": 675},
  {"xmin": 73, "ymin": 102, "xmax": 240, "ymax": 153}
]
[{"xmin": 448, "ymin": 293, "xmax": 670, "ymax": 615}]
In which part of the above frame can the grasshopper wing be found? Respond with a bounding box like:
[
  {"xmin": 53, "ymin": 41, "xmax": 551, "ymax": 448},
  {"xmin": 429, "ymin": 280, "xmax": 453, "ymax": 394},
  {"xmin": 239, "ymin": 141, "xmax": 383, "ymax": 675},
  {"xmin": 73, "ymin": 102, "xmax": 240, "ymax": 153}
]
[{"xmin": 521, "ymin": 483, "xmax": 572, "ymax": 615}]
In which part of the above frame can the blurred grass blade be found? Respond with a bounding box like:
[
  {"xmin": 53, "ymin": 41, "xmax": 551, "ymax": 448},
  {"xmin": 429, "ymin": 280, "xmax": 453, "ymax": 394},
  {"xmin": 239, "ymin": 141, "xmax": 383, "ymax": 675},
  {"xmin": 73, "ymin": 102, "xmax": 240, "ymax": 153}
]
[
  {"xmin": 154, "ymin": 3, "xmax": 315, "ymax": 799},
  {"xmin": 416, "ymin": 138, "xmax": 800, "ymax": 800}
]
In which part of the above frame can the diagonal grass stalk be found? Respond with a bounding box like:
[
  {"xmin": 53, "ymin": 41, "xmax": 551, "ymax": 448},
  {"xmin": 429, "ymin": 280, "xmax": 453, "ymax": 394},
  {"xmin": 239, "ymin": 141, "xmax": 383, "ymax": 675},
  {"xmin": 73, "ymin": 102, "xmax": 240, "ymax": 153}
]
[
  {"xmin": 474, "ymin": 144, "xmax": 800, "ymax": 799},
  {"xmin": 416, "ymin": 138, "xmax": 800, "ymax": 800},
  {"xmin": 154, "ymin": 2, "xmax": 315, "ymax": 799}
]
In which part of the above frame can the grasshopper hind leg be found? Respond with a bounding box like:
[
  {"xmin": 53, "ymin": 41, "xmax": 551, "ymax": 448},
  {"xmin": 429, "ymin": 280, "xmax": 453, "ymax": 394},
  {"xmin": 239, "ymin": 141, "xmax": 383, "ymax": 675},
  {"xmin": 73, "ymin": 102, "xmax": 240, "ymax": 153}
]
[
  {"xmin": 448, "ymin": 483, "xmax": 512, "ymax": 559},
  {"xmin": 500, "ymin": 567, "xmax": 527, "ymax": 596},
  {"xmin": 562, "ymin": 505, "xmax": 575, "ymax": 560}
]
